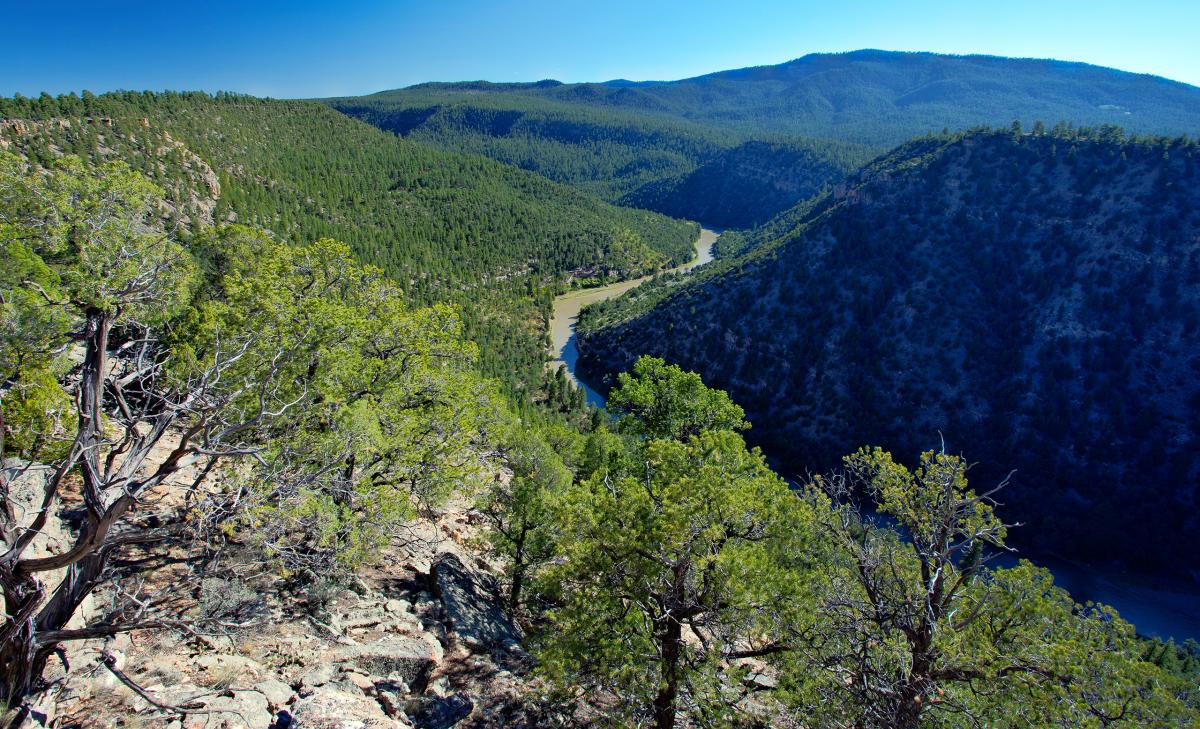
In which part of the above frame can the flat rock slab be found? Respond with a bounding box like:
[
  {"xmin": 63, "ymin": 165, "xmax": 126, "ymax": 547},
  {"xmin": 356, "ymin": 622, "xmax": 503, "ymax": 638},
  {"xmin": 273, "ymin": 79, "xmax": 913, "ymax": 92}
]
[
  {"xmin": 333, "ymin": 635, "xmax": 442, "ymax": 689},
  {"xmin": 289, "ymin": 687, "xmax": 410, "ymax": 729},
  {"xmin": 432, "ymin": 553, "xmax": 521, "ymax": 653}
]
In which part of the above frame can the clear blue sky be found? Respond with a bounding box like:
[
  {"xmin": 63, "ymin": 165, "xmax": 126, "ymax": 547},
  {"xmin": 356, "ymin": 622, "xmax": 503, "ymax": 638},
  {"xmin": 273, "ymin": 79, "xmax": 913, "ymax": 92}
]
[{"xmin": 3, "ymin": 0, "xmax": 1198, "ymax": 98}]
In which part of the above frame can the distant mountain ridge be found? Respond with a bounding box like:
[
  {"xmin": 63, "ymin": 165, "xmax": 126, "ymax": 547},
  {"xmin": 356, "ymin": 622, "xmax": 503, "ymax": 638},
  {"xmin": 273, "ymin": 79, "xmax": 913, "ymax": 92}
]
[
  {"xmin": 329, "ymin": 49, "xmax": 1200, "ymax": 228},
  {"xmin": 371, "ymin": 49, "xmax": 1200, "ymax": 145},
  {"xmin": 576, "ymin": 127, "xmax": 1200, "ymax": 576}
]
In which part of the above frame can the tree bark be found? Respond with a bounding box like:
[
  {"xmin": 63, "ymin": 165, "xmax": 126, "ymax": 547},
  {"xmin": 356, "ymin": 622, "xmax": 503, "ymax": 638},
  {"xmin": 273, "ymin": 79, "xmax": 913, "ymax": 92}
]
[
  {"xmin": 653, "ymin": 614, "xmax": 683, "ymax": 729},
  {"xmin": 0, "ymin": 308, "xmax": 111, "ymax": 707},
  {"xmin": 507, "ymin": 528, "xmax": 527, "ymax": 614}
]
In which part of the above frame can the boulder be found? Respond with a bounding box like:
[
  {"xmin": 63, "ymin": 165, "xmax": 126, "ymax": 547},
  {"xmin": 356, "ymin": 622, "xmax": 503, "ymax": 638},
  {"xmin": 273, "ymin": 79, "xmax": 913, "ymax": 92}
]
[
  {"xmin": 432, "ymin": 553, "xmax": 521, "ymax": 653},
  {"xmin": 299, "ymin": 663, "xmax": 338, "ymax": 694},
  {"xmin": 407, "ymin": 693, "xmax": 473, "ymax": 729},
  {"xmin": 256, "ymin": 678, "xmax": 297, "ymax": 711},
  {"xmin": 190, "ymin": 690, "xmax": 273, "ymax": 728},
  {"xmin": 289, "ymin": 687, "xmax": 410, "ymax": 729},
  {"xmin": 333, "ymin": 636, "xmax": 442, "ymax": 689},
  {"xmin": 384, "ymin": 599, "xmax": 410, "ymax": 614}
]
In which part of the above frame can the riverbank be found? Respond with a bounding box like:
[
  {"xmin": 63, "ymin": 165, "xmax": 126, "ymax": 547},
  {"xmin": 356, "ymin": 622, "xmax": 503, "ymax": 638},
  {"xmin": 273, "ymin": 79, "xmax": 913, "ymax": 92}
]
[{"xmin": 548, "ymin": 228, "xmax": 718, "ymax": 406}]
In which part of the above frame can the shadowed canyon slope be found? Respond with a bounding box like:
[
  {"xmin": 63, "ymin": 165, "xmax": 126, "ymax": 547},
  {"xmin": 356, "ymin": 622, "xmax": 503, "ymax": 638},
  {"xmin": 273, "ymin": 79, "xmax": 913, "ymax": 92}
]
[{"xmin": 577, "ymin": 128, "xmax": 1200, "ymax": 574}]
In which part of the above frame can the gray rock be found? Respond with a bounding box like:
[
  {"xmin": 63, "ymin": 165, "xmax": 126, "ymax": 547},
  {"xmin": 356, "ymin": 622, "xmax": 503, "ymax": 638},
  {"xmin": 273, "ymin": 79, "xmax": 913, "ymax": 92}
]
[
  {"xmin": 384, "ymin": 599, "xmax": 410, "ymax": 614},
  {"xmin": 343, "ymin": 670, "xmax": 377, "ymax": 692},
  {"xmin": 199, "ymin": 690, "xmax": 273, "ymax": 728},
  {"xmin": 407, "ymin": 693, "xmax": 473, "ymax": 729},
  {"xmin": 333, "ymin": 636, "xmax": 442, "ymax": 689},
  {"xmin": 300, "ymin": 662, "xmax": 338, "ymax": 694},
  {"xmin": 290, "ymin": 686, "xmax": 408, "ymax": 728},
  {"xmin": 432, "ymin": 553, "xmax": 521, "ymax": 653},
  {"xmin": 376, "ymin": 688, "xmax": 405, "ymax": 720},
  {"xmin": 256, "ymin": 678, "xmax": 296, "ymax": 711},
  {"xmin": 743, "ymin": 670, "xmax": 779, "ymax": 690}
]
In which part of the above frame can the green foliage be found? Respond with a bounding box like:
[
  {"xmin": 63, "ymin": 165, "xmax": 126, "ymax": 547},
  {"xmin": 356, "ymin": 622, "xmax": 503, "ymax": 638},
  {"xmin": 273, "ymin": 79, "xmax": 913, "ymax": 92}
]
[
  {"xmin": 789, "ymin": 448, "xmax": 1198, "ymax": 727},
  {"xmin": 539, "ymin": 429, "xmax": 815, "ymax": 726},
  {"xmin": 1, "ymin": 368, "xmax": 75, "ymax": 461},
  {"xmin": 623, "ymin": 139, "xmax": 868, "ymax": 229},
  {"xmin": 0, "ymin": 91, "xmax": 697, "ymax": 398},
  {"xmin": 176, "ymin": 230, "xmax": 497, "ymax": 572},
  {"xmin": 0, "ymin": 236, "xmax": 66, "ymax": 383},
  {"xmin": 0, "ymin": 152, "xmax": 193, "ymax": 461},
  {"xmin": 607, "ymin": 355, "xmax": 748, "ymax": 441},
  {"xmin": 850, "ymin": 446, "xmax": 1007, "ymax": 550},
  {"xmin": 329, "ymin": 88, "xmax": 867, "ymax": 229},
  {"xmin": 386, "ymin": 51, "xmax": 1200, "ymax": 146},
  {"xmin": 328, "ymin": 88, "xmax": 735, "ymax": 202},
  {"xmin": 478, "ymin": 426, "xmax": 572, "ymax": 613}
]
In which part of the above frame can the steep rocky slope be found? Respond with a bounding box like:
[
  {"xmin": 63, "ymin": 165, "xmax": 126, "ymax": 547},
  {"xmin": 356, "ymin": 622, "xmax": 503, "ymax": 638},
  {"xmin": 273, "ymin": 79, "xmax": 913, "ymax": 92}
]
[
  {"xmin": 14, "ymin": 460, "xmax": 555, "ymax": 729},
  {"xmin": 578, "ymin": 128, "xmax": 1200, "ymax": 575}
]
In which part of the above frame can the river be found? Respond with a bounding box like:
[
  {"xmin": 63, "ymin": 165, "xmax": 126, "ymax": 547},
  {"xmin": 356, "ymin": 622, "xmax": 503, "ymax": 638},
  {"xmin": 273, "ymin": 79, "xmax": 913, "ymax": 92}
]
[{"xmin": 548, "ymin": 227, "xmax": 718, "ymax": 407}]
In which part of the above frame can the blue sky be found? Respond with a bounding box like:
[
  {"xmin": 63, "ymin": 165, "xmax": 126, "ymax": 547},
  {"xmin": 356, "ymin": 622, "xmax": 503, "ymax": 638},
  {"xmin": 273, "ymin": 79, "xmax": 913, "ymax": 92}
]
[{"xmin": 3, "ymin": 0, "xmax": 1198, "ymax": 98}]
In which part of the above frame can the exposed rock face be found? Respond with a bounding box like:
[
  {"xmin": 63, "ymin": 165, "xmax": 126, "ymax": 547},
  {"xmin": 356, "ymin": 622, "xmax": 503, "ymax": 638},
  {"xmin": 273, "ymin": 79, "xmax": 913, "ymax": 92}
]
[
  {"xmin": 0, "ymin": 118, "xmax": 221, "ymax": 232},
  {"xmin": 433, "ymin": 554, "xmax": 522, "ymax": 654},
  {"xmin": 407, "ymin": 693, "xmax": 474, "ymax": 729},
  {"xmin": 44, "ymin": 496, "xmax": 551, "ymax": 728}
]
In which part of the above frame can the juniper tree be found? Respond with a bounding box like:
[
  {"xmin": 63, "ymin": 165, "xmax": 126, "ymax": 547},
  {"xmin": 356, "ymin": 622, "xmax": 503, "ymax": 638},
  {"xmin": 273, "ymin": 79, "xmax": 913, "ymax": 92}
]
[{"xmin": 0, "ymin": 154, "xmax": 490, "ymax": 710}]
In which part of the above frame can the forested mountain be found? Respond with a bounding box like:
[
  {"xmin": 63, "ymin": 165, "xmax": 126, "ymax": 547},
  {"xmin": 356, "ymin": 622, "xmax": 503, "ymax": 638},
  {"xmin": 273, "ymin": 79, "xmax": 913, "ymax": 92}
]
[
  {"xmin": 330, "ymin": 50, "xmax": 1200, "ymax": 230},
  {"xmin": 326, "ymin": 87, "xmax": 868, "ymax": 227},
  {"xmin": 5, "ymin": 77, "xmax": 1200, "ymax": 729},
  {"xmin": 0, "ymin": 91, "xmax": 697, "ymax": 392},
  {"xmin": 547, "ymin": 50, "xmax": 1200, "ymax": 145},
  {"xmin": 577, "ymin": 126, "xmax": 1200, "ymax": 575},
  {"xmin": 327, "ymin": 88, "xmax": 734, "ymax": 201}
]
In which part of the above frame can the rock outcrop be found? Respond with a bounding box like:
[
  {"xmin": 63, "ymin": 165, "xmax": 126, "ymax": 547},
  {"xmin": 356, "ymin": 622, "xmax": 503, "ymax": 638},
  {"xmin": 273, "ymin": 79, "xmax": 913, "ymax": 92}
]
[
  {"xmin": 432, "ymin": 554, "xmax": 522, "ymax": 655},
  {"xmin": 41, "ymin": 498, "xmax": 549, "ymax": 728}
]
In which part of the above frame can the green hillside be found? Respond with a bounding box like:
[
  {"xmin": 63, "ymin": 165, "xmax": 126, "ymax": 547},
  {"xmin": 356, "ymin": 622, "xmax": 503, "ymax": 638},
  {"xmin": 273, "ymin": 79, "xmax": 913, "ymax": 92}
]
[
  {"xmin": 620, "ymin": 139, "xmax": 861, "ymax": 229},
  {"xmin": 328, "ymin": 87, "xmax": 734, "ymax": 201},
  {"xmin": 329, "ymin": 50, "xmax": 1200, "ymax": 232},
  {"xmin": 0, "ymin": 90, "xmax": 697, "ymax": 392},
  {"xmin": 326, "ymin": 87, "xmax": 867, "ymax": 228},
  {"xmin": 577, "ymin": 126, "xmax": 1200, "ymax": 575}
]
